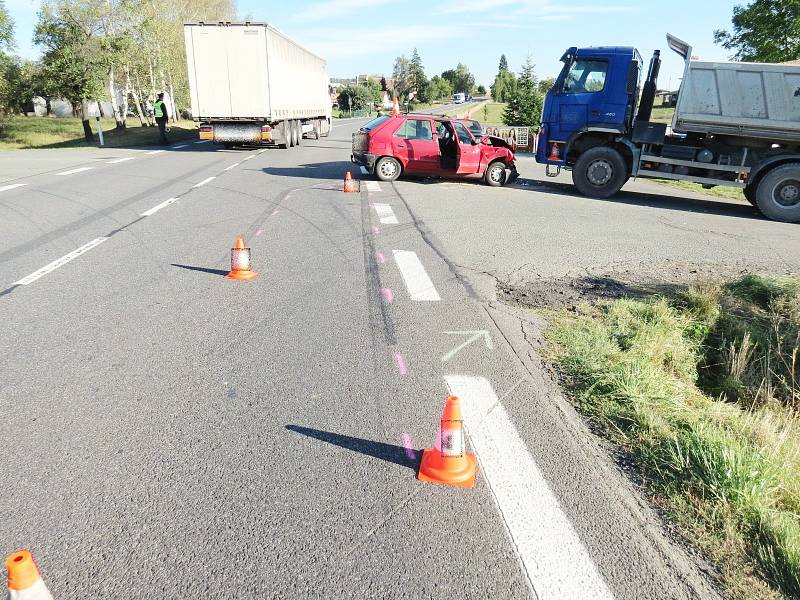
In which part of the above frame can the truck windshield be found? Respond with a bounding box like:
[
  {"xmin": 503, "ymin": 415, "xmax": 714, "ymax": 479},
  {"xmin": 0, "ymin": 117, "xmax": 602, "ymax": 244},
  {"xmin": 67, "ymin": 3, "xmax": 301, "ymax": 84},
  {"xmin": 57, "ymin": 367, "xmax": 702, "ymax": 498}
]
[
  {"xmin": 361, "ymin": 115, "xmax": 390, "ymax": 132},
  {"xmin": 564, "ymin": 60, "xmax": 608, "ymax": 93}
]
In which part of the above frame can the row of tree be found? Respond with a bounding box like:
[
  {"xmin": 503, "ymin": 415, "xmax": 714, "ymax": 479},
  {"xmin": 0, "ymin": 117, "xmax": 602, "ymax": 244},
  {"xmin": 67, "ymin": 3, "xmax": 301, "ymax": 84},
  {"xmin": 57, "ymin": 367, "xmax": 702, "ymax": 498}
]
[{"xmin": 0, "ymin": 0, "xmax": 236, "ymax": 140}]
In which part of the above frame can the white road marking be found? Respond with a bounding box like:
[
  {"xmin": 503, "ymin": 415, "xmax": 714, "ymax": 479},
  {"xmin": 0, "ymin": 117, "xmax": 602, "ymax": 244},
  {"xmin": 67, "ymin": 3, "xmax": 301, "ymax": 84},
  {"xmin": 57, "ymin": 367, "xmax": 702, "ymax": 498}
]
[
  {"xmin": 224, "ymin": 162, "xmax": 241, "ymax": 171},
  {"xmin": 172, "ymin": 144, "xmax": 188, "ymax": 149},
  {"xmin": 57, "ymin": 167, "xmax": 93, "ymax": 176},
  {"xmin": 140, "ymin": 197, "xmax": 178, "ymax": 217},
  {"xmin": 359, "ymin": 166, "xmax": 368, "ymax": 175},
  {"xmin": 194, "ymin": 140, "xmax": 209, "ymax": 144},
  {"xmin": 13, "ymin": 237, "xmax": 109, "ymax": 286},
  {"xmin": 106, "ymin": 157, "xmax": 135, "ymax": 164},
  {"xmin": 392, "ymin": 250, "xmax": 440, "ymax": 301},
  {"xmin": 444, "ymin": 375, "xmax": 615, "ymax": 600},
  {"xmin": 0, "ymin": 183, "xmax": 27, "ymax": 193},
  {"xmin": 193, "ymin": 176, "xmax": 215, "ymax": 188},
  {"xmin": 146, "ymin": 149, "xmax": 165, "ymax": 155},
  {"xmin": 372, "ymin": 203, "xmax": 398, "ymax": 224},
  {"xmin": 365, "ymin": 181, "xmax": 381, "ymax": 192},
  {"xmin": 242, "ymin": 154, "xmax": 256, "ymax": 161},
  {"xmin": 258, "ymin": 148, "xmax": 268, "ymax": 154}
]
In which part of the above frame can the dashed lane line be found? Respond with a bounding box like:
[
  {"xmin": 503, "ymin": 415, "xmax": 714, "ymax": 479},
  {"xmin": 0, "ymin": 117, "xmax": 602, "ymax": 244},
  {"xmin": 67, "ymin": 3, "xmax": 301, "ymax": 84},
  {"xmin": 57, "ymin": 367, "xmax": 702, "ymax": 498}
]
[
  {"xmin": 140, "ymin": 197, "xmax": 179, "ymax": 217},
  {"xmin": 193, "ymin": 176, "xmax": 215, "ymax": 188},
  {"xmin": 224, "ymin": 163, "xmax": 241, "ymax": 171},
  {"xmin": 445, "ymin": 375, "xmax": 615, "ymax": 600},
  {"xmin": 106, "ymin": 157, "xmax": 135, "ymax": 164},
  {"xmin": 242, "ymin": 154, "xmax": 257, "ymax": 161},
  {"xmin": 13, "ymin": 237, "xmax": 109, "ymax": 286},
  {"xmin": 0, "ymin": 183, "xmax": 27, "ymax": 193},
  {"xmin": 146, "ymin": 149, "xmax": 166, "ymax": 155},
  {"xmin": 57, "ymin": 167, "xmax": 94, "ymax": 176},
  {"xmin": 392, "ymin": 250, "xmax": 441, "ymax": 301},
  {"xmin": 372, "ymin": 203, "xmax": 398, "ymax": 224},
  {"xmin": 365, "ymin": 181, "xmax": 381, "ymax": 192}
]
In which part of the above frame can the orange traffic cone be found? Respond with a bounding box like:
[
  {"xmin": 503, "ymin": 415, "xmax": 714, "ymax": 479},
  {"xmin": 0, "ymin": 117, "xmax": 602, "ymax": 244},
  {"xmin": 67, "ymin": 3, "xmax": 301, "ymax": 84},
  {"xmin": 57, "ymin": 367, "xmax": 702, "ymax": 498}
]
[
  {"xmin": 6, "ymin": 551, "xmax": 54, "ymax": 600},
  {"xmin": 225, "ymin": 238, "xmax": 257, "ymax": 280},
  {"xmin": 391, "ymin": 97, "xmax": 400, "ymax": 117},
  {"xmin": 417, "ymin": 395, "xmax": 476, "ymax": 488},
  {"xmin": 547, "ymin": 141, "xmax": 561, "ymax": 161},
  {"xmin": 343, "ymin": 171, "xmax": 357, "ymax": 193}
]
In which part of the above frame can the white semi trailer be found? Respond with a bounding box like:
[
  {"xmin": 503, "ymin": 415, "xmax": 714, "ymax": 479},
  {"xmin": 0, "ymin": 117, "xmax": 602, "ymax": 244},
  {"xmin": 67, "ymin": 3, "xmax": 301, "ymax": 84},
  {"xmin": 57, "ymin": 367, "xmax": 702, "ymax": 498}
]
[{"xmin": 184, "ymin": 22, "xmax": 331, "ymax": 148}]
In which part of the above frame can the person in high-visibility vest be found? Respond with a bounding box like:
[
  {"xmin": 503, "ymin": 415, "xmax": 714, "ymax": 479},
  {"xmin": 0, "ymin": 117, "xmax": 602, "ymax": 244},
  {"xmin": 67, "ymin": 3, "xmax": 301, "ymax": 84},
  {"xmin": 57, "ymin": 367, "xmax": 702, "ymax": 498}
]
[{"xmin": 154, "ymin": 92, "xmax": 169, "ymax": 145}]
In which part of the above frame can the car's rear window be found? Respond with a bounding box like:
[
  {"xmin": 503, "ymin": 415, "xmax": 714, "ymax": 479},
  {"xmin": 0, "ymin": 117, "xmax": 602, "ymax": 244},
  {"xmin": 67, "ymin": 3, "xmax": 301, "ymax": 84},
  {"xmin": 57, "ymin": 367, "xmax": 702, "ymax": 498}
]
[{"xmin": 360, "ymin": 116, "xmax": 390, "ymax": 132}]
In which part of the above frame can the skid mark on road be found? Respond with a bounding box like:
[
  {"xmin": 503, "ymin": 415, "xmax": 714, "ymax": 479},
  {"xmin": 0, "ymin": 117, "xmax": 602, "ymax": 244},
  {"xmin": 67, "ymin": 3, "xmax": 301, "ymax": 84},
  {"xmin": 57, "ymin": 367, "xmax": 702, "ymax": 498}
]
[
  {"xmin": 445, "ymin": 375, "xmax": 614, "ymax": 600},
  {"xmin": 392, "ymin": 250, "xmax": 441, "ymax": 301}
]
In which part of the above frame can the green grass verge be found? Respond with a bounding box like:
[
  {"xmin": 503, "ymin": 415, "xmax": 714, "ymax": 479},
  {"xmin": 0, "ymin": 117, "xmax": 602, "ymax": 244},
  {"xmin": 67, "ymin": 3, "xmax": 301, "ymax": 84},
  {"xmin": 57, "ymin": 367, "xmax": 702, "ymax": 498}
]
[
  {"xmin": 544, "ymin": 274, "xmax": 800, "ymax": 600},
  {"xmin": 650, "ymin": 106, "xmax": 675, "ymax": 124},
  {"xmin": 0, "ymin": 116, "xmax": 199, "ymax": 150},
  {"xmin": 651, "ymin": 178, "xmax": 747, "ymax": 202},
  {"xmin": 477, "ymin": 102, "xmax": 507, "ymax": 125}
]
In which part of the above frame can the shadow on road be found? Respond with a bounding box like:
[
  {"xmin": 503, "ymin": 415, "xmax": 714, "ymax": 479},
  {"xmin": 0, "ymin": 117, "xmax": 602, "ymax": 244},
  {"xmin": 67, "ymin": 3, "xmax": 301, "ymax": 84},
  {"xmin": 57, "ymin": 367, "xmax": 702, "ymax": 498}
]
[
  {"xmin": 286, "ymin": 425, "xmax": 420, "ymax": 470},
  {"xmin": 510, "ymin": 178, "xmax": 765, "ymax": 221},
  {"xmin": 263, "ymin": 161, "xmax": 358, "ymax": 180},
  {"xmin": 171, "ymin": 263, "xmax": 228, "ymax": 276}
]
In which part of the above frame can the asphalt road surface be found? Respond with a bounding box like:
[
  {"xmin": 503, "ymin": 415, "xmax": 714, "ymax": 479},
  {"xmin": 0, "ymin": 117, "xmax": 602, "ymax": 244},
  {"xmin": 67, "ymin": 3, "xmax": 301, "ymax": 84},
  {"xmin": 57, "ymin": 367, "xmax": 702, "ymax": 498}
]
[{"xmin": 3, "ymin": 117, "xmax": 796, "ymax": 599}]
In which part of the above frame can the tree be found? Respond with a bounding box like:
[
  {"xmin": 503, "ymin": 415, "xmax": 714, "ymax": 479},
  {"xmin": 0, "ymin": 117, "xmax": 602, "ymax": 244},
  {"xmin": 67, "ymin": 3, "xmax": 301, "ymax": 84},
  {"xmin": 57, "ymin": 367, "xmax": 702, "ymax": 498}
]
[
  {"xmin": 337, "ymin": 84, "xmax": 374, "ymax": 113},
  {"xmin": 427, "ymin": 75, "xmax": 452, "ymax": 101},
  {"xmin": 476, "ymin": 84, "xmax": 486, "ymax": 95},
  {"xmin": 407, "ymin": 47, "xmax": 428, "ymax": 103},
  {"xmin": 0, "ymin": 0, "xmax": 15, "ymax": 113},
  {"xmin": 537, "ymin": 77, "xmax": 555, "ymax": 95},
  {"xmin": 441, "ymin": 63, "xmax": 475, "ymax": 94},
  {"xmin": 392, "ymin": 54, "xmax": 411, "ymax": 99},
  {"xmin": 714, "ymin": 0, "xmax": 800, "ymax": 62},
  {"xmin": 498, "ymin": 54, "xmax": 508, "ymax": 73},
  {"xmin": 0, "ymin": 59, "xmax": 38, "ymax": 114},
  {"xmin": 503, "ymin": 56, "xmax": 543, "ymax": 128},
  {"xmin": 491, "ymin": 70, "xmax": 516, "ymax": 102}
]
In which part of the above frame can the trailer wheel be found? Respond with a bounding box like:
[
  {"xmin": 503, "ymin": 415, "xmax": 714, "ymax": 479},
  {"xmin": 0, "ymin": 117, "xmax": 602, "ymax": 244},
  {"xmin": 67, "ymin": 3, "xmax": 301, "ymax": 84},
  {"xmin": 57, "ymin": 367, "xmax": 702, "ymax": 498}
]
[
  {"xmin": 312, "ymin": 120, "xmax": 321, "ymax": 140},
  {"xmin": 278, "ymin": 120, "xmax": 291, "ymax": 149},
  {"xmin": 375, "ymin": 156, "xmax": 401, "ymax": 182},
  {"xmin": 294, "ymin": 121, "xmax": 302, "ymax": 146},
  {"xmin": 572, "ymin": 147, "xmax": 628, "ymax": 199},
  {"xmin": 755, "ymin": 163, "xmax": 800, "ymax": 223},
  {"xmin": 743, "ymin": 184, "xmax": 757, "ymax": 206}
]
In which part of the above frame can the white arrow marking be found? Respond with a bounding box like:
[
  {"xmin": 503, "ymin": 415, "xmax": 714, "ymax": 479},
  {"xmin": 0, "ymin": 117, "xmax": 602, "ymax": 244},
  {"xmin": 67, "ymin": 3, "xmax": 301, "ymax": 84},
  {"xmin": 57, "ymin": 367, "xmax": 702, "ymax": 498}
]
[{"xmin": 440, "ymin": 330, "xmax": 493, "ymax": 363}]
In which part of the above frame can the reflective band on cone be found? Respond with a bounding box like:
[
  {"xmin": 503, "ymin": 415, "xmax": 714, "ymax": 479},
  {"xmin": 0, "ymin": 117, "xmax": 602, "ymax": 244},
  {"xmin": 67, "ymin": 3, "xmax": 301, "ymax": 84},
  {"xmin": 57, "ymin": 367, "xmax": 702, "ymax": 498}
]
[
  {"xmin": 6, "ymin": 551, "xmax": 54, "ymax": 600},
  {"xmin": 343, "ymin": 171, "xmax": 357, "ymax": 193},
  {"xmin": 548, "ymin": 142, "xmax": 561, "ymax": 161},
  {"xmin": 225, "ymin": 238, "xmax": 257, "ymax": 280},
  {"xmin": 417, "ymin": 395, "xmax": 476, "ymax": 488}
]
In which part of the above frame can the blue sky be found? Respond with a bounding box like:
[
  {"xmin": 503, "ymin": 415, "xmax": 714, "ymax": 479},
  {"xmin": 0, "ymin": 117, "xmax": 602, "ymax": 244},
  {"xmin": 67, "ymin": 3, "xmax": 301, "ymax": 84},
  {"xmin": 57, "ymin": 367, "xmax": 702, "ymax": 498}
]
[{"xmin": 7, "ymin": 0, "xmax": 741, "ymax": 90}]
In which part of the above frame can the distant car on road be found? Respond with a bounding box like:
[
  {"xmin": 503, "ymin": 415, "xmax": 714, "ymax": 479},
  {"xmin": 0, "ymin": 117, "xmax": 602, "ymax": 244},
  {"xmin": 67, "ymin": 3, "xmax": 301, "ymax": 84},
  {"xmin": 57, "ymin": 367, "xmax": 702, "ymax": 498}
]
[
  {"xmin": 452, "ymin": 93, "xmax": 466, "ymax": 104},
  {"xmin": 352, "ymin": 114, "xmax": 517, "ymax": 186}
]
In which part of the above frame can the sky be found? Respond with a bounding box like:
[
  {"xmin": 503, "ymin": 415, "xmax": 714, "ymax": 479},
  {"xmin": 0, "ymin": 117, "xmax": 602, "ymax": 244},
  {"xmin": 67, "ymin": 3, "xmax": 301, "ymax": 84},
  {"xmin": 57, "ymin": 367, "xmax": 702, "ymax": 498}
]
[{"xmin": 6, "ymin": 0, "xmax": 742, "ymax": 91}]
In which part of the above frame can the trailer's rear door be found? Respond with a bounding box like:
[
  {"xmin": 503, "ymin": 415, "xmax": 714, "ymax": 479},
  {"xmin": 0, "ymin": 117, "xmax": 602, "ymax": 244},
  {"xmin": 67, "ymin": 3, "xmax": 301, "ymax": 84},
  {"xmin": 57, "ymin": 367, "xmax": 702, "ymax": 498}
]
[
  {"xmin": 227, "ymin": 26, "xmax": 270, "ymax": 118},
  {"xmin": 185, "ymin": 25, "xmax": 232, "ymax": 118}
]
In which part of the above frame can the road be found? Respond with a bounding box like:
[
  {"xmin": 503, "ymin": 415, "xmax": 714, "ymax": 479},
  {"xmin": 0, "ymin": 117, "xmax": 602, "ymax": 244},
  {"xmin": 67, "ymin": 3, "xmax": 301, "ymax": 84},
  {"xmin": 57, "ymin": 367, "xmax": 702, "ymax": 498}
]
[{"xmin": 4, "ymin": 116, "xmax": 796, "ymax": 599}]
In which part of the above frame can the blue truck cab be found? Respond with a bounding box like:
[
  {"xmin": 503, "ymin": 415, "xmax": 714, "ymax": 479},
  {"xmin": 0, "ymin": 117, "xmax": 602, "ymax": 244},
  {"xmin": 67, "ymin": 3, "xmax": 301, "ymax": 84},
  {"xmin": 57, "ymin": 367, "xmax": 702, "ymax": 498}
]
[{"xmin": 537, "ymin": 46, "xmax": 642, "ymax": 169}]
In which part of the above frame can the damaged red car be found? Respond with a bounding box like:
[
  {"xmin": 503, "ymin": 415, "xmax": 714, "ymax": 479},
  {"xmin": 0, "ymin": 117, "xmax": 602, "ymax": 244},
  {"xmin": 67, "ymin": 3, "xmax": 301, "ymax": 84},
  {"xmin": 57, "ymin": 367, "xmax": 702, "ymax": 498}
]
[{"xmin": 352, "ymin": 115, "xmax": 517, "ymax": 186}]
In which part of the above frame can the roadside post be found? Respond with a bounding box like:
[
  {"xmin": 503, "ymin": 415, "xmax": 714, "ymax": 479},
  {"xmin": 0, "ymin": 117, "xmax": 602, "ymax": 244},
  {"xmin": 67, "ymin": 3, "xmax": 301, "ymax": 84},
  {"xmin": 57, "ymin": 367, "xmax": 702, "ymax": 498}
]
[{"xmin": 96, "ymin": 116, "xmax": 104, "ymax": 147}]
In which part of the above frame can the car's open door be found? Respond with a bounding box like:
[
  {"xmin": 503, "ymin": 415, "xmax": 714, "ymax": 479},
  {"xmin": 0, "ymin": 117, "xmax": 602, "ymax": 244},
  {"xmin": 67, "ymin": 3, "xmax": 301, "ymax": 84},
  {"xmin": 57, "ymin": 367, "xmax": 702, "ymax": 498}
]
[{"xmin": 453, "ymin": 121, "xmax": 481, "ymax": 175}]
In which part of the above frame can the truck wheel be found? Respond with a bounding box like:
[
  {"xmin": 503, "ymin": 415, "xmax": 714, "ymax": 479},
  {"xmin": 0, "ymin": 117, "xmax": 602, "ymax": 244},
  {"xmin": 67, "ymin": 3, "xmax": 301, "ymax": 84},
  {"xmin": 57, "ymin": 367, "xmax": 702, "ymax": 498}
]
[
  {"xmin": 375, "ymin": 156, "xmax": 401, "ymax": 182},
  {"xmin": 572, "ymin": 147, "xmax": 628, "ymax": 199},
  {"xmin": 755, "ymin": 163, "xmax": 800, "ymax": 223},
  {"xmin": 743, "ymin": 184, "xmax": 757, "ymax": 206},
  {"xmin": 484, "ymin": 161, "xmax": 507, "ymax": 187}
]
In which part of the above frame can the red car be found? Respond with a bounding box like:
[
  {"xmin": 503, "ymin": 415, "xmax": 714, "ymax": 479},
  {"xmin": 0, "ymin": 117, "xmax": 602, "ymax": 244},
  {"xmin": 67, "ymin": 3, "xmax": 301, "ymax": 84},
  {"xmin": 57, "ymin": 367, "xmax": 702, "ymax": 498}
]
[{"xmin": 352, "ymin": 115, "xmax": 517, "ymax": 186}]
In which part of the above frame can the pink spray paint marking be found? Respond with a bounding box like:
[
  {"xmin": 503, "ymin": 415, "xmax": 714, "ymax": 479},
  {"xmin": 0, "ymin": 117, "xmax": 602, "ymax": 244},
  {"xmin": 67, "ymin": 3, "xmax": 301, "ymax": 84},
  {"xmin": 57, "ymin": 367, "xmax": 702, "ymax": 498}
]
[
  {"xmin": 371, "ymin": 225, "xmax": 381, "ymax": 236},
  {"xmin": 393, "ymin": 352, "xmax": 408, "ymax": 376},
  {"xmin": 381, "ymin": 288, "xmax": 393, "ymax": 304},
  {"xmin": 255, "ymin": 229, "xmax": 263, "ymax": 237},
  {"xmin": 401, "ymin": 432, "xmax": 417, "ymax": 462},
  {"xmin": 376, "ymin": 252, "xmax": 386, "ymax": 264},
  {"xmin": 271, "ymin": 208, "xmax": 280, "ymax": 216}
]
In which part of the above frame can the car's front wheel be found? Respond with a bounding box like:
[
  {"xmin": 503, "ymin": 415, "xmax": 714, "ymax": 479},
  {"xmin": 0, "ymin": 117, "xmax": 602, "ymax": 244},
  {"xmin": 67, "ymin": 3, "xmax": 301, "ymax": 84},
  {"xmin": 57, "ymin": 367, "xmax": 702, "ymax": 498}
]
[
  {"xmin": 375, "ymin": 156, "xmax": 401, "ymax": 182},
  {"xmin": 484, "ymin": 161, "xmax": 507, "ymax": 187}
]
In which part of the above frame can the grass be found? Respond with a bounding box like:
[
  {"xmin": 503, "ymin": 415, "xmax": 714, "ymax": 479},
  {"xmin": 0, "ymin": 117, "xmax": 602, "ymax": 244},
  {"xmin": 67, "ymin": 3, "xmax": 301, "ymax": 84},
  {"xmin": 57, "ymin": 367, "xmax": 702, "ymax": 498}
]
[
  {"xmin": 0, "ymin": 116, "xmax": 199, "ymax": 150},
  {"xmin": 651, "ymin": 106, "xmax": 675, "ymax": 124},
  {"xmin": 477, "ymin": 102, "xmax": 507, "ymax": 125},
  {"xmin": 651, "ymin": 178, "xmax": 747, "ymax": 202},
  {"xmin": 544, "ymin": 274, "xmax": 800, "ymax": 600}
]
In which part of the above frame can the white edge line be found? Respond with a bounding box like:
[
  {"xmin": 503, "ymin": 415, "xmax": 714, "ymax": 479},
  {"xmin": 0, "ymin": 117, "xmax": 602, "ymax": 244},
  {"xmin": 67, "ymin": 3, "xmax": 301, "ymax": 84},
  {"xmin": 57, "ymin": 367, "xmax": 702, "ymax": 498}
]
[
  {"xmin": 146, "ymin": 149, "xmax": 165, "ymax": 155},
  {"xmin": 242, "ymin": 154, "xmax": 256, "ymax": 161},
  {"xmin": 106, "ymin": 157, "xmax": 135, "ymax": 164},
  {"xmin": 56, "ymin": 167, "xmax": 94, "ymax": 176},
  {"xmin": 172, "ymin": 144, "xmax": 189, "ymax": 149},
  {"xmin": 224, "ymin": 162, "xmax": 241, "ymax": 171},
  {"xmin": 141, "ymin": 197, "xmax": 179, "ymax": 217},
  {"xmin": 444, "ymin": 375, "xmax": 615, "ymax": 600},
  {"xmin": 392, "ymin": 250, "xmax": 440, "ymax": 301},
  {"xmin": 257, "ymin": 148, "xmax": 268, "ymax": 154},
  {"xmin": 193, "ymin": 176, "xmax": 215, "ymax": 188},
  {"xmin": 0, "ymin": 183, "xmax": 27, "ymax": 192},
  {"xmin": 13, "ymin": 237, "xmax": 109, "ymax": 286}
]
